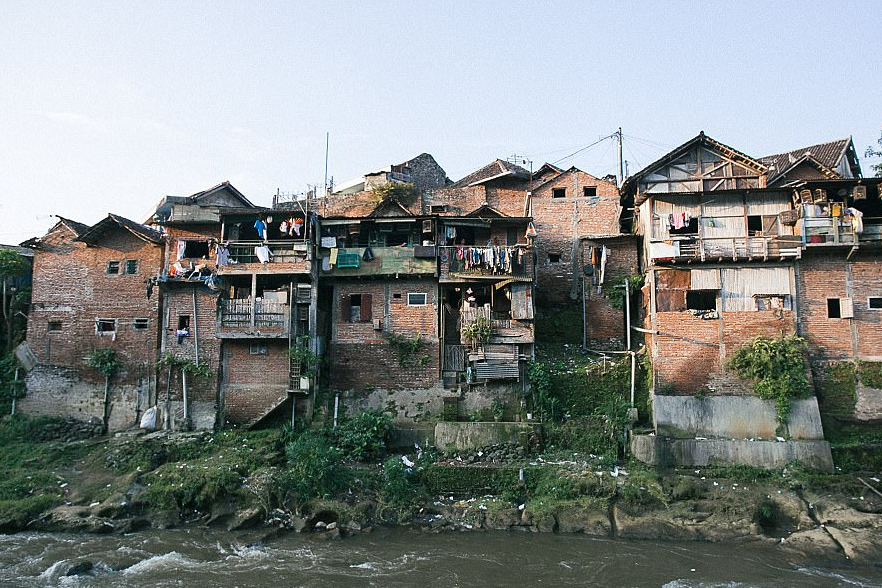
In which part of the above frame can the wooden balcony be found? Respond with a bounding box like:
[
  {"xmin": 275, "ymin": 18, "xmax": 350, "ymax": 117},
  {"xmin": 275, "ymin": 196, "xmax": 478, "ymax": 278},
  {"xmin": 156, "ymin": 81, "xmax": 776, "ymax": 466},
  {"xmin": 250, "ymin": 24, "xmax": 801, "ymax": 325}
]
[
  {"xmin": 320, "ymin": 246, "xmax": 436, "ymax": 276},
  {"xmin": 439, "ymin": 246, "xmax": 532, "ymax": 281},
  {"xmin": 217, "ymin": 298, "xmax": 290, "ymax": 338},
  {"xmin": 650, "ymin": 236, "xmax": 801, "ymax": 263},
  {"xmin": 215, "ymin": 240, "xmax": 311, "ymax": 276}
]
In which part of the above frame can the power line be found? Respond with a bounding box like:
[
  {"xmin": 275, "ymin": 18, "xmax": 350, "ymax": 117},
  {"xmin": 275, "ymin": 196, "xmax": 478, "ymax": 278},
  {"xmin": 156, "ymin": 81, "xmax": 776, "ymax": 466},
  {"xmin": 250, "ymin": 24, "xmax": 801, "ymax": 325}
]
[{"xmin": 550, "ymin": 133, "xmax": 617, "ymax": 166}]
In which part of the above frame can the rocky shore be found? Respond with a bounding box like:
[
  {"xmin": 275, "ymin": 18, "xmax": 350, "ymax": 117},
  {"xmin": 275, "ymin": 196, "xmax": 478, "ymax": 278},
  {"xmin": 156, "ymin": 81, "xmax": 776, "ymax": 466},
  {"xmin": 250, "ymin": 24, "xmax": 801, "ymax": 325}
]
[{"xmin": 4, "ymin": 427, "xmax": 880, "ymax": 567}]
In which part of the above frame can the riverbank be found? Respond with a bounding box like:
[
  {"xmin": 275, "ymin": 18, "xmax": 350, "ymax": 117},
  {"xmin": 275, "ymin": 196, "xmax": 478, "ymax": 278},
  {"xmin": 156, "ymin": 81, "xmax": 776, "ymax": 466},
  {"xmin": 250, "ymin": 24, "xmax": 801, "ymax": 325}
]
[{"xmin": 0, "ymin": 416, "xmax": 880, "ymax": 567}]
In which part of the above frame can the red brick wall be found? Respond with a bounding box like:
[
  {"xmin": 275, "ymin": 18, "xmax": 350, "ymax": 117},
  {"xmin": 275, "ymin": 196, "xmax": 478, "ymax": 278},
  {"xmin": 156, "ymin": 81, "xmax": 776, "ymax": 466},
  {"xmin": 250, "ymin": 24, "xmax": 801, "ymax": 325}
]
[
  {"xmin": 27, "ymin": 224, "xmax": 163, "ymax": 385},
  {"xmin": 532, "ymin": 172, "xmax": 621, "ymax": 304},
  {"xmin": 159, "ymin": 287, "xmax": 221, "ymax": 403},
  {"xmin": 223, "ymin": 339, "xmax": 289, "ymax": 425},
  {"xmin": 329, "ymin": 279, "xmax": 440, "ymax": 390},
  {"xmin": 798, "ymin": 252, "xmax": 853, "ymax": 359},
  {"xmin": 798, "ymin": 251, "xmax": 882, "ymax": 361},
  {"xmin": 654, "ymin": 310, "xmax": 796, "ymax": 395},
  {"xmin": 582, "ymin": 237, "xmax": 640, "ymax": 347},
  {"xmin": 852, "ymin": 256, "xmax": 882, "ymax": 359}
]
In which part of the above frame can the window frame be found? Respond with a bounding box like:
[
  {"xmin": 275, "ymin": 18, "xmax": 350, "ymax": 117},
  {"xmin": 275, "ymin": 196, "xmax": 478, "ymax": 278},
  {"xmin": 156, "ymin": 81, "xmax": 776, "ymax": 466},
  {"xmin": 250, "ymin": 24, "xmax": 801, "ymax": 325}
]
[
  {"xmin": 249, "ymin": 341, "xmax": 268, "ymax": 355},
  {"xmin": 552, "ymin": 187, "xmax": 566, "ymax": 199},
  {"xmin": 47, "ymin": 321, "xmax": 62, "ymax": 333},
  {"xmin": 407, "ymin": 292, "xmax": 428, "ymax": 306},
  {"xmin": 583, "ymin": 186, "xmax": 597, "ymax": 197},
  {"xmin": 133, "ymin": 317, "xmax": 150, "ymax": 330},
  {"xmin": 343, "ymin": 293, "xmax": 373, "ymax": 323},
  {"xmin": 106, "ymin": 261, "xmax": 120, "ymax": 275},
  {"xmin": 125, "ymin": 259, "xmax": 139, "ymax": 275},
  {"xmin": 868, "ymin": 297, "xmax": 882, "ymax": 311},
  {"xmin": 95, "ymin": 318, "xmax": 117, "ymax": 334},
  {"xmin": 547, "ymin": 252, "xmax": 562, "ymax": 263}
]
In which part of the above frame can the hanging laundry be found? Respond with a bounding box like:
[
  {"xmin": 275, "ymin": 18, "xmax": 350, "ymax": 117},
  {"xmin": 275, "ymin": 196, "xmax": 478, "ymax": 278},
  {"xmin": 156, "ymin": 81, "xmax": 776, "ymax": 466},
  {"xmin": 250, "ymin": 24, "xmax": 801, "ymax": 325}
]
[
  {"xmin": 216, "ymin": 243, "xmax": 230, "ymax": 266},
  {"xmin": 292, "ymin": 217, "xmax": 304, "ymax": 236},
  {"xmin": 329, "ymin": 248, "xmax": 339, "ymax": 267},
  {"xmin": 254, "ymin": 245, "xmax": 273, "ymax": 263},
  {"xmin": 362, "ymin": 246, "xmax": 375, "ymax": 261},
  {"xmin": 176, "ymin": 241, "xmax": 186, "ymax": 260},
  {"xmin": 254, "ymin": 219, "xmax": 268, "ymax": 240},
  {"xmin": 846, "ymin": 207, "xmax": 864, "ymax": 234}
]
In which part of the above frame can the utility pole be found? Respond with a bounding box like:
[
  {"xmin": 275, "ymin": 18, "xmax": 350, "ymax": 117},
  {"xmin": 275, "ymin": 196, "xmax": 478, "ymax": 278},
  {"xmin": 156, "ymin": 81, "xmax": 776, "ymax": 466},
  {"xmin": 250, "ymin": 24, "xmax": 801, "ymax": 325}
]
[
  {"xmin": 616, "ymin": 127, "xmax": 624, "ymax": 187},
  {"xmin": 323, "ymin": 132, "xmax": 330, "ymax": 196}
]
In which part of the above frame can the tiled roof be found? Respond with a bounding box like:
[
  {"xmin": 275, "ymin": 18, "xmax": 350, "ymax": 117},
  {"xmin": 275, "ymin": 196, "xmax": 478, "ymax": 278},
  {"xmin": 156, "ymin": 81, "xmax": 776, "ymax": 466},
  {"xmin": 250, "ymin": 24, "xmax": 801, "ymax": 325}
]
[
  {"xmin": 760, "ymin": 139, "xmax": 850, "ymax": 184},
  {"xmin": 449, "ymin": 159, "xmax": 530, "ymax": 188},
  {"xmin": 75, "ymin": 214, "xmax": 163, "ymax": 245},
  {"xmin": 56, "ymin": 217, "xmax": 91, "ymax": 237}
]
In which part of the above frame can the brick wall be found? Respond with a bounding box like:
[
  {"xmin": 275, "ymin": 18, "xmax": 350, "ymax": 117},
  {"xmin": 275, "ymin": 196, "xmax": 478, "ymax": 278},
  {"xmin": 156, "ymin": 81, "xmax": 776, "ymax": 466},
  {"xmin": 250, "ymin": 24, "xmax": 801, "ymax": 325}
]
[
  {"xmin": 848, "ymin": 255, "xmax": 882, "ymax": 360},
  {"xmin": 159, "ymin": 287, "xmax": 221, "ymax": 403},
  {"xmin": 653, "ymin": 309, "xmax": 796, "ymax": 395},
  {"xmin": 223, "ymin": 339, "xmax": 289, "ymax": 426},
  {"xmin": 329, "ymin": 279, "xmax": 440, "ymax": 390},
  {"xmin": 24, "ymin": 223, "xmax": 163, "ymax": 429},
  {"xmin": 582, "ymin": 237, "xmax": 640, "ymax": 347}
]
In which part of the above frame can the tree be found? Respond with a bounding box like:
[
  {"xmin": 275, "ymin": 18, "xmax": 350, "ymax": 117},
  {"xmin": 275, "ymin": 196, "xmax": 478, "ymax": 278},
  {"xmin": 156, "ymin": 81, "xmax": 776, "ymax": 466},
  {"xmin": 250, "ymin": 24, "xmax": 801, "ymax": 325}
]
[
  {"xmin": 0, "ymin": 249, "xmax": 30, "ymax": 353},
  {"xmin": 866, "ymin": 131, "xmax": 882, "ymax": 177},
  {"xmin": 87, "ymin": 348, "xmax": 120, "ymax": 433}
]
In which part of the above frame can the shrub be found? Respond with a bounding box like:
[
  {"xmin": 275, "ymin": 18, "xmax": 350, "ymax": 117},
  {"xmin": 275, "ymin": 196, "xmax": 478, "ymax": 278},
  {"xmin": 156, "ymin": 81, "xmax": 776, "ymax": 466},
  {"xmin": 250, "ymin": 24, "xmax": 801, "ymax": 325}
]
[
  {"xmin": 331, "ymin": 410, "xmax": 392, "ymax": 462},
  {"xmin": 284, "ymin": 433, "xmax": 350, "ymax": 502},
  {"xmin": 727, "ymin": 336, "xmax": 811, "ymax": 425}
]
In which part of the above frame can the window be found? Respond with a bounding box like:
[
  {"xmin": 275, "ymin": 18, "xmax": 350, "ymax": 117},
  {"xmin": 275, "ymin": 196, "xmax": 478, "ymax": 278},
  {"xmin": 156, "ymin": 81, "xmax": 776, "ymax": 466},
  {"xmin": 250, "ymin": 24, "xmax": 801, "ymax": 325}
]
[
  {"xmin": 344, "ymin": 294, "xmax": 372, "ymax": 323},
  {"xmin": 133, "ymin": 318, "xmax": 150, "ymax": 330},
  {"xmin": 125, "ymin": 260, "xmax": 138, "ymax": 274},
  {"xmin": 407, "ymin": 293, "xmax": 427, "ymax": 306},
  {"xmin": 747, "ymin": 215, "xmax": 777, "ymax": 236},
  {"xmin": 249, "ymin": 342, "xmax": 268, "ymax": 355},
  {"xmin": 183, "ymin": 240, "xmax": 210, "ymax": 258},
  {"xmin": 868, "ymin": 297, "xmax": 882, "ymax": 310},
  {"xmin": 755, "ymin": 295, "xmax": 789, "ymax": 311},
  {"xmin": 48, "ymin": 321, "xmax": 62, "ymax": 332},
  {"xmin": 686, "ymin": 290, "xmax": 717, "ymax": 311},
  {"xmin": 95, "ymin": 318, "xmax": 117, "ymax": 334},
  {"xmin": 583, "ymin": 186, "xmax": 597, "ymax": 197},
  {"xmin": 828, "ymin": 298, "xmax": 854, "ymax": 319},
  {"xmin": 107, "ymin": 261, "xmax": 120, "ymax": 275},
  {"xmin": 552, "ymin": 188, "xmax": 566, "ymax": 198},
  {"xmin": 827, "ymin": 298, "xmax": 841, "ymax": 319},
  {"xmin": 548, "ymin": 253, "xmax": 561, "ymax": 263},
  {"xmin": 177, "ymin": 315, "xmax": 191, "ymax": 330},
  {"xmin": 506, "ymin": 227, "xmax": 519, "ymax": 245}
]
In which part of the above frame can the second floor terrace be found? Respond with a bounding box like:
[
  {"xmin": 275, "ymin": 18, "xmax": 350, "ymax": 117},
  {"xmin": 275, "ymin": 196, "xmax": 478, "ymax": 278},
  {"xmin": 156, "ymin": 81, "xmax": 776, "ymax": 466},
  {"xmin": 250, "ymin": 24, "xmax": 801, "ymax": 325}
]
[{"xmin": 439, "ymin": 245, "xmax": 533, "ymax": 280}]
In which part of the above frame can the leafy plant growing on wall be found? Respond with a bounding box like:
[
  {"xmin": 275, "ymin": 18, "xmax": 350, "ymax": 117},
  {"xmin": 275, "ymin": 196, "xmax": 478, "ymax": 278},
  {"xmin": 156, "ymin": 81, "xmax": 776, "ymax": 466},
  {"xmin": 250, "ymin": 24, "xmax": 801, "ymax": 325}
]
[
  {"xmin": 288, "ymin": 336, "xmax": 319, "ymax": 377},
  {"xmin": 157, "ymin": 353, "xmax": 211, "ymax": 430},
  {"xmin": 385, "ymin": 332, "xmax": 429, "ymax": 367},
  {"xmin": 727, "ymin": 335, "xmax": 811, "ymax": 426},
  {"xmin": 88, "ymin": 348, "xmax": 120, "ymax": 433}
]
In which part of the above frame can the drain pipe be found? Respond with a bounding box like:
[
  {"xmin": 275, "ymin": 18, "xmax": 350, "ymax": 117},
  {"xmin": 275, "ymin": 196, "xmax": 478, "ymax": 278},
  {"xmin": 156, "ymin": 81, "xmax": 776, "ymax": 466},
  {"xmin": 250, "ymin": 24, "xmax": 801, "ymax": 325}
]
[
  {"xmin": 333, "ymin": 393, "xmax": 339, "ymax": 429},
  {"xmin": 192, "ymin": 285, "xmax": 199, "ymax": 365}
]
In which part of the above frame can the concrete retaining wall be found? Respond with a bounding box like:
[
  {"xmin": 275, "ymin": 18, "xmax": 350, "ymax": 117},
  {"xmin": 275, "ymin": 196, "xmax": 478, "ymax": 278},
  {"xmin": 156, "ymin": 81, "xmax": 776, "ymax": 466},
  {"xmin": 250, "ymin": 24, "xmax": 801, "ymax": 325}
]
[
  {"xmin": 434, "ymin": 422, "xmax": 537, "ymax": 451},
  {"xmin": 631, "ymin": 434, "xmax": 833, "ymax": 471},
  {"xmin": 653, "ymin": 395, "xmax": 825, "ymax": 440}
]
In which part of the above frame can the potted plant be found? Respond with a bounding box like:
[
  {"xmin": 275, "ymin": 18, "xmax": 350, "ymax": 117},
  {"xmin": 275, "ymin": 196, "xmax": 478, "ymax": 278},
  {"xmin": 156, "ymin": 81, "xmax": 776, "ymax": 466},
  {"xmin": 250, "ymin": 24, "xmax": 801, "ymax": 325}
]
[{"xmin": 462, "ymin": 316, "xmax": 493, "ymax": 349}]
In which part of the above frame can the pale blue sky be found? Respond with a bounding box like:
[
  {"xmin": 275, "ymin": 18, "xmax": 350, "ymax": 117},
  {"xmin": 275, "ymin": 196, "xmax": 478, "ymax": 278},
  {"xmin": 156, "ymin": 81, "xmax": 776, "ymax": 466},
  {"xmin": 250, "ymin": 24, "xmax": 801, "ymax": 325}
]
[{"xmin": 2, "ymin": 1, "xmax": 880, "ymax": 242}]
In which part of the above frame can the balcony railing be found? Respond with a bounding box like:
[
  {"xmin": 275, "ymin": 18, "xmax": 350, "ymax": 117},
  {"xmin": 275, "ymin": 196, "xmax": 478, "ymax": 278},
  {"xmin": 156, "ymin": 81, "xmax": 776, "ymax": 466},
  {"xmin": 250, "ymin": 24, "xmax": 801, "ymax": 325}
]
[
  {"xmin": 223, "ymin": 240, "xmax": 309, "ymax": 264},
  {"xmin": 650, "ymin": 236, "xmax": 801, "ymax": 262},
  {"xmin": 439, "ymin": 246, "xmax": 532, "ymax": 280},
  {"xmin": 217, "ymin": 298, "xmax": 290, "ymax": 337},
  {"xmin": 799, "ymin": 217, "xmax": 882, "ymax": 246}
]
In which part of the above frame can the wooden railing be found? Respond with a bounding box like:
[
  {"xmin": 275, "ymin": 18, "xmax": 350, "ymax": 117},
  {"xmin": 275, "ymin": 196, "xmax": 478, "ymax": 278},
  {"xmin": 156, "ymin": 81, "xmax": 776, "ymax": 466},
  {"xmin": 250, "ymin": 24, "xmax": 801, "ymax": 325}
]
[
  {"xmin": 224, "ymin": 240, "xmax": 309, "ymax": 264},
  {"xmin": 218, "ymin": 299, "xmax": 290, "ymax": 336}
]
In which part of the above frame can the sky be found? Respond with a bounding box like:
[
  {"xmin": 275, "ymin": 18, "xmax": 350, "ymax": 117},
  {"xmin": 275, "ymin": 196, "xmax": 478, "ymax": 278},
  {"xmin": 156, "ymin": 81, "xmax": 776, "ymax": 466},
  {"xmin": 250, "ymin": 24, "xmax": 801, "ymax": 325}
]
[{"xmin": 2, "ymin": 1, "xmax": 881, "ymax": 243}]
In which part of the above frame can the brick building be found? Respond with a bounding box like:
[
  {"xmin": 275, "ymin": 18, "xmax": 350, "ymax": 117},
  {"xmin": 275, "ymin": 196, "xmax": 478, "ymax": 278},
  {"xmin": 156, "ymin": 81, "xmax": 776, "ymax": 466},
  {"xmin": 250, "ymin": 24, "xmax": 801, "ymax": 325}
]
[
  {"xmin": 622, "ymin": 132, "xmax": 882, "ymax": 469},
  {"xmin": 21, "ymin": 215, "xmax": 164, "ymax": 429}
]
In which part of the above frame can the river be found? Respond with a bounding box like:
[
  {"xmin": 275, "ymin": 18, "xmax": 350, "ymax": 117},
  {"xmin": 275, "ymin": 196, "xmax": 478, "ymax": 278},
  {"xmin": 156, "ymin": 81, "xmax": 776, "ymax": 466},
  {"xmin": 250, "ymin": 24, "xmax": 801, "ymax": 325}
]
[{"xmin": 1, "ymin": 528, "xmax": 880, "ymax": 588}]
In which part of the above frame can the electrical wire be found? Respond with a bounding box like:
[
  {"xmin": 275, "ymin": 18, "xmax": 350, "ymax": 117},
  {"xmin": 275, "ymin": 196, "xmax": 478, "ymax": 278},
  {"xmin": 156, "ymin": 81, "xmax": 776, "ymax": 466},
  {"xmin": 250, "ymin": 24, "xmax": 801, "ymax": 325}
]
[{"xmin": 550, "ymin": 134, "xmax": 616, "ymax": 166}]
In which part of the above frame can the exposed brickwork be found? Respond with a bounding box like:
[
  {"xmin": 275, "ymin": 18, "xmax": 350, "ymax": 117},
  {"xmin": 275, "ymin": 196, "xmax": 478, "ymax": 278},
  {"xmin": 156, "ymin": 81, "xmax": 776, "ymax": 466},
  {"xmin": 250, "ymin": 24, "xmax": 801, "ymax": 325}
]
[
  {"xmin": 24, "ymin": 220, "xmax": 163, "ymax": 429},
  {"xmin": 329, "ymin": 279, "xmax": 440, "ymax": 391},
  {"xmin": 653, "ymin": 310, "xmax": 796, "ymax": 395},
  {"xmin": 581, "ymin": 237, "xmax": 640, "ymax": 347},
  {"xmin": 223, "ymin": 339, "xmax": 290, "ymax": 425}
]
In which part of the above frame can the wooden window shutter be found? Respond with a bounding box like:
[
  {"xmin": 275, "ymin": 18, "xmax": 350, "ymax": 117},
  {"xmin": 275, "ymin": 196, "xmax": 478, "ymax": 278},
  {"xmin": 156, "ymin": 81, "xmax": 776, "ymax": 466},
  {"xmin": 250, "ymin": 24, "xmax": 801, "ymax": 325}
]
[
  {"xmin": 361, "ymin": 294, "xmax": 372, "ymax": 322},
  {"xmin": 342, "ymin": 295, "xmax": 352, "ymax": 322}
]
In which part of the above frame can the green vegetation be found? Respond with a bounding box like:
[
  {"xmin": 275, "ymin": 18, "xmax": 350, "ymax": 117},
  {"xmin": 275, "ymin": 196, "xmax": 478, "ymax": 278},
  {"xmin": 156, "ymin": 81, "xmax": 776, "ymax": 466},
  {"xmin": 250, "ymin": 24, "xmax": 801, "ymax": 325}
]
[
  {"xmin": 0, "ymin": 354, "xmax": 25, "ymax": 414},
  {"xmin": 385, "ymin": 332, "xmax": 429, "ymax": 367},
  {"xmin": 0, "ymin": 415, "xmax": 93, "ymax": 528},
  {"xmin": 605, "ymin": 274, "xmax": 644, "ymax": 311},
  {"xmin": 727, "ymin": 336, "xmax": 811, "ymax": 425},
  {"xmin": 462, "ymin": 316, "xmax": 492, "ymax": 347},
  {"xmin": 288, "ymin": 336, "xmax": 319, "ymax": 377},
  {"xmin": 856, "ymin": 360, "xmax": 882, "ymax": 389},
  {"xmin": 369, "ymin": 182, "xmax": 417, "ymax": 206}
]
